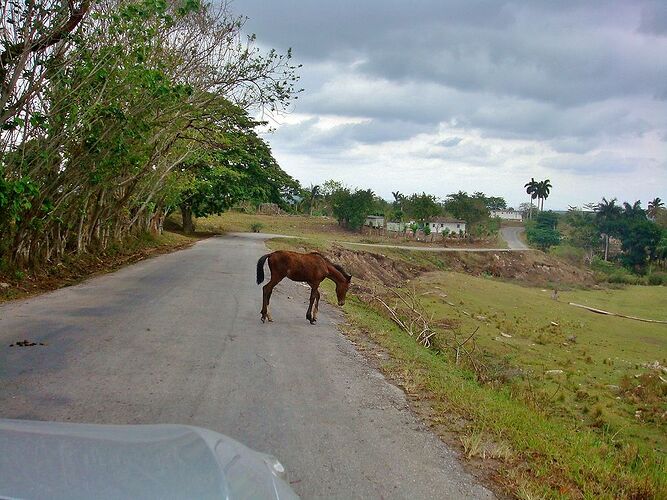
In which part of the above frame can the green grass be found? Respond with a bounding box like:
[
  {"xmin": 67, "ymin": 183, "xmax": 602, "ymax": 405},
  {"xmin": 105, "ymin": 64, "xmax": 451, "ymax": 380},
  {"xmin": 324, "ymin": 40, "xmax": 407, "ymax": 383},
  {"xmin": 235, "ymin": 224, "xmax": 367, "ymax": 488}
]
[
  {"xmin": 562, "ymin": 286, "xmax": 667, "ymax": 321},
  {"xmin": 342, "ymin": 277, "xmax": 666, "ymax": 497},
  {"xmin": 414, "ymin": 272, "xmax": 667, "ymax": 449}
]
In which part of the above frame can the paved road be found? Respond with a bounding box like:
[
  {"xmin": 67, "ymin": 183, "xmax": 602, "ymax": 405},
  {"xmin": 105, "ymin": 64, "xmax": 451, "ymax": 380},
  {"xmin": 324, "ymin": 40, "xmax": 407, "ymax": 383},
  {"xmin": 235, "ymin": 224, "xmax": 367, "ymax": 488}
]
[
  {"xmin": 0, "ymin": 234, "xmax": 493, "ymax": 499},
  {"xmin": 500, "ymin": 226, "xmax": 529, "ymax": 250}
]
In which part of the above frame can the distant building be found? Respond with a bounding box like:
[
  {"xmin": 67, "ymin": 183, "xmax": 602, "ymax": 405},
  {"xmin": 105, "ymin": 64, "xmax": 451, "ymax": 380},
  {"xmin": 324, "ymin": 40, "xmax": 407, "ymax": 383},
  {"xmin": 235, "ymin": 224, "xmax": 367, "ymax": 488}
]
[
  {"xmin": 427, "ymin": 217, "xmax": 466, "ymax": 234},
  {"xmin": 386, "ymin": 221, "xmax": 407, "ymax": 232},
  {"xmin": 490, "ymin": 210, "xmax": 522, "ymax": 221},
  {"xmin": 364, "ymin": 215, "xmax": 385, "ymax": 228}
]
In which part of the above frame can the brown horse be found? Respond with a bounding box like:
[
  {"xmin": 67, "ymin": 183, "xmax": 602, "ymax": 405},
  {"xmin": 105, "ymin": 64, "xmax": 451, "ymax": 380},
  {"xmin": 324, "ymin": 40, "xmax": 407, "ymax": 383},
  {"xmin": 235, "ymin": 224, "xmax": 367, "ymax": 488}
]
[{"xmin": 256, "ymin": 250, "xmax": 352, "ymax": 324}]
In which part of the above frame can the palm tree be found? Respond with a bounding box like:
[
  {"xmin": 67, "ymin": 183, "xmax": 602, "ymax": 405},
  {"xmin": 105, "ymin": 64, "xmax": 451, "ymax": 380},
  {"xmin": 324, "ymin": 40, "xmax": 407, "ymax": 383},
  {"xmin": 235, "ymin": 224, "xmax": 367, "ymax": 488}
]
[
  {"xmin": 648, "ymin": 197, "xmax": 664, "ymax": 219},
  {"xmin": 391, "ymin": 191, "xmax": 403, "ymax": 208},
  {"xmin": 536, "ymin": 179, "xmax": 552, "ymax": 211},
  {"xmin": 622, "ymin": 200, "xmax": 644, "ymax": 219},
  {"xmin": 524, "ymin": 178, "xmax": 539, "ymax": 219},
  {"xmin": 595, "ymin": 197, "xmax": 621, "ymax": 261},
  {"xmin": 307, "ymin": 184, "xmax": 321, "ymax": 216}
]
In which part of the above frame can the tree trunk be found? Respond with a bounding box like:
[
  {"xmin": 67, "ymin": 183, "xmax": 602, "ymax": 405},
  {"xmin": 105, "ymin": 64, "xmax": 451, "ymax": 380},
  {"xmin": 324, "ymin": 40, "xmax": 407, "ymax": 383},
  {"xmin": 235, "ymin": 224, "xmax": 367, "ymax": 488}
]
[
  {"xmin": 528, "ymin": 196, "xmax": 533, "ymax": 219},
  {"xmin": 604, "ymin": 234, "xmax": 609, "ymax": 261},
  {"xmin": 181, "ymin": 204, "xmax": 195, "ymax": 234}
]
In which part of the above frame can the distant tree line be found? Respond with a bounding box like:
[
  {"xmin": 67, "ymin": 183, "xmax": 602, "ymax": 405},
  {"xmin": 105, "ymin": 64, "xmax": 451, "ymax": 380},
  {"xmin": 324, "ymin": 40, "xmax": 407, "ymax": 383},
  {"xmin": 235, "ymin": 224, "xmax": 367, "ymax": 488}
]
[
  {"xmin": 1, "ymin": 0, "xmax": 301, "ymax": 268},
  {"xmin": 300, "ymin": 180, "xmax": 508, "ymax": 234},
  {"xmin": 535, "ymin": 197, "xmax": 667, "ymax": 275}
]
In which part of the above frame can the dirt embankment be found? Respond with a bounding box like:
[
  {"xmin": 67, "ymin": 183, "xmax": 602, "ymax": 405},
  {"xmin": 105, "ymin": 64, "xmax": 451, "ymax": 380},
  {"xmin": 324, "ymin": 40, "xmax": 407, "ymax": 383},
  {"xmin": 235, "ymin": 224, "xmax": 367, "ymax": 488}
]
[
  {"xmin": 326, "ymin": 245, "xmax": 594, "ymax": 288},
  {"xmin": 327, "ymin": 247, "xmax": 420, "ymax": 286},
  {"xmin": 0, "ymin": 232, "xmax": 201, "ymax": 303},
  {"xmin": 438, "ymin": 251, "xmax": 595, "ymax": 287}
]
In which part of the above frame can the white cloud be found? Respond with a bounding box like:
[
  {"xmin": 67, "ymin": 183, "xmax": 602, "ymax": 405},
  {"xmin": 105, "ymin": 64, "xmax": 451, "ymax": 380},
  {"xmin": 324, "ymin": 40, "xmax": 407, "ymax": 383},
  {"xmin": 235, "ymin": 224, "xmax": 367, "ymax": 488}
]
[{"xmin": 239, "ymin": 0, "xmax": 667, "ymax": 207}]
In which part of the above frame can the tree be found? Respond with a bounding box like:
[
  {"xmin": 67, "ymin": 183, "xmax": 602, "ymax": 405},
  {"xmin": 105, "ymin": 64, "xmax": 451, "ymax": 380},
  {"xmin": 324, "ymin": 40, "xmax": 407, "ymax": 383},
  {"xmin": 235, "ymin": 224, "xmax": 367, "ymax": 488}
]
[
  {"xmin": 526, "ymin": 211, "xmax": 561, "ymax": 250},
  {"xmin": 443, "ymin": 191, "xmax": 488, "ymax": 226},
  {"xmin": 595, "ymin": 198, "xmax": 622, "ymax": 261},
  {"xmin": 526, "ymin": 226, "xmax": 561, "ymax": 250},
  {"xmin": 564, "ymin": 207, "xmax": 599, "ymax": 261},
  {"xmin": 331, "ymin": 188, "xmax": 376, "ymax": 230},
  {"xmin": 0, "ymin": 0, "xmax": 301, "ymax": 267},
  {"xmin": 175, "ymin": 121, "xmax": 300, "ymax": 233},
  {"xmin": 518, "ymin": 202, "xmax": 533, "ymax": 219},
  {"xmin": 647, "ymin": 198, "xmax": 664, "ymax": 219},
  {"xmin": 524, "ymin": 178, "xmax": 539, "ymax": 219},
  {"xmin": 536, "ymin": 179, "xmax": 552, "ymax": 211},
  {"xmin": 618, "ymin": 218, "xmax": 662, "ymax": 271},
  {"xmin": 307, "ymin": 184, "xmax": 321, "ymax": 216},
  {"xmin": 1, "ymin": 0, "xmax": 92, "ymax": 127},
  {"xmin": 403, "ymin": 192, "xmax": 441, "ymax": 223}
]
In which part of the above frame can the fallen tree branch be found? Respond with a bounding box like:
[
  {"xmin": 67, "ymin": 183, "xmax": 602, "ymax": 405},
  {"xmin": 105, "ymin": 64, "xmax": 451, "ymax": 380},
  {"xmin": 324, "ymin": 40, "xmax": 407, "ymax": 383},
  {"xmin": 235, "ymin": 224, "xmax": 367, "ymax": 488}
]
[{"xmin": 568, "ymin": 302, "xmax": 667, "ymax": 324}]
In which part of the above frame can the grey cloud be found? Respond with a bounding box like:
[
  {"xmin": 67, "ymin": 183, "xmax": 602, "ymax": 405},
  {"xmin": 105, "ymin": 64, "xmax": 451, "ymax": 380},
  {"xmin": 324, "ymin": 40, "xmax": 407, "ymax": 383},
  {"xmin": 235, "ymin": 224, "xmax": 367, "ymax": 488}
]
[
  {"xmin": 541, "ymin": 152, "xmax": 639, "ymax": 174},
  {"xmin": 639, "ymin": 1, "xmax": 667, "ymax": 35},
  {"xmin": 241, "ymin": 1, "xmax": 667, "ymax": 107},
  {"xmin": 437, "ymin": 137, "xmax": 464, "ymax": 147},
  {"xmin": 271, "ymin": 117, "xmax": 433, "ymax": 155},
  {"xmin": 300, "ymin": 76, "xmax": 662, "ymax": 149}
]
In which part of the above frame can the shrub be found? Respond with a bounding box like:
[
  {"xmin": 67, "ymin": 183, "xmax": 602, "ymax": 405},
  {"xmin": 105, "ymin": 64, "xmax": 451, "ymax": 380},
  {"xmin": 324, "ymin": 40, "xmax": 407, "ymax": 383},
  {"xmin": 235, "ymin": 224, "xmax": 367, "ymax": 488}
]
[
  {"xmin": 591, "ymin": 256, "xmax": 617, "ymax": 274},
  {"xmin": 550, "ymin": 245, "xmax": 586, "ymax": 266},
  {"xmin": 250, "ymin": 222, "xmax": 264, "ymax": 233},
  {"xmin": 647, "ymin": 272, "xmax": 667, "ymax": 286},
  {"xmin": 526, "ymin": 226, "xmax": 561, "ymax": 250}
]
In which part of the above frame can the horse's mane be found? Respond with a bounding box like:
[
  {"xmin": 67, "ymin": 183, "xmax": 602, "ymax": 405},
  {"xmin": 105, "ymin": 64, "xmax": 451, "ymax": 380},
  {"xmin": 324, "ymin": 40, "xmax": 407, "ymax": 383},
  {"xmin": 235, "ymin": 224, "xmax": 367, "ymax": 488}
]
[{"xmin": 312, "ymin": 252, "xmax": 352, "ymax": 279}]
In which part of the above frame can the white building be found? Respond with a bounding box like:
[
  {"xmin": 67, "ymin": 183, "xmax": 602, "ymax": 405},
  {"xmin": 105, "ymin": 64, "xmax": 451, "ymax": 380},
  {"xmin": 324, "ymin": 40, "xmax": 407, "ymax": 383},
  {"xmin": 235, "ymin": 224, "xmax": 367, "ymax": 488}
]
[
  {"xmin": 490, "ymin": 210, "xmax": 522, "ymax": 221},
  {"xmin": 386, "ymin": 221, "xmax": 406, "ymax": 232},
  {"xmin": 427, "ymin": 217, "xmax": 466, "ymax": 234},
  {"xmin": 364, "ymin": 215, "xmax": 385, "ymax": 228}
]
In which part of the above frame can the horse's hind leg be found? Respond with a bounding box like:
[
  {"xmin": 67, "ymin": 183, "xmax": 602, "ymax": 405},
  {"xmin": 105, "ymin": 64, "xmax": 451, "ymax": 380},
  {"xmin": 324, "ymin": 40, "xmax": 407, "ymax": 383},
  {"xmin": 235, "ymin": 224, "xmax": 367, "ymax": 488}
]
[{"xmin": 261, "ymin": 280, "xmax": 279, "ymax": 323}]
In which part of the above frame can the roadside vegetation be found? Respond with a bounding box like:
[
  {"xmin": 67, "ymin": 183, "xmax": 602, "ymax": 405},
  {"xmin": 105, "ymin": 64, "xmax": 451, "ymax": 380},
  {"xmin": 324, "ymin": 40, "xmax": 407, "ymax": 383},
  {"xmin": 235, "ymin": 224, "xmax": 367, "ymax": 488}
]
[
  {"xmin": 0, "ymin": 230, "xmax": 198, "ymax": 303},
  {"xmin": 1, "ymin": 0, "xmax": 301, "ymax": 272}
]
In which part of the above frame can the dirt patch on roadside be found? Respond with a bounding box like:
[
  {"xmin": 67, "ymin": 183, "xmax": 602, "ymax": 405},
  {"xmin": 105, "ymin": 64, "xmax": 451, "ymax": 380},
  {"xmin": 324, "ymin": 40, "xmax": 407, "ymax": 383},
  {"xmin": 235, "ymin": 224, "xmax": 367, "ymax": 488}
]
[{"xmin": 0, "ymin": 232, "xmax": 202, "ymax": 303}]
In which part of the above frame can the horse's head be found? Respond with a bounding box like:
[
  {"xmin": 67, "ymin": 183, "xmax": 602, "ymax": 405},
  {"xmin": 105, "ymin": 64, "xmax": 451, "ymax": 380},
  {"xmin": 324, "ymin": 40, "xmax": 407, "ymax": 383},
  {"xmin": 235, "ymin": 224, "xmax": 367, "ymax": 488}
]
[{"xmin": 335, "ymin": 272, "xmax": 352, "ymax": 306}]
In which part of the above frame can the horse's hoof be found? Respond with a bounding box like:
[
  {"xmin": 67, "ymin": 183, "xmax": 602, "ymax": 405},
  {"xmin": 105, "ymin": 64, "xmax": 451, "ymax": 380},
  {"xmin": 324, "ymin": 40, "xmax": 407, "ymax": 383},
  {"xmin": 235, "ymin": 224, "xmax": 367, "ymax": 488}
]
[
  {"xmin": 261, "ymin": 317, "xmax": 266, "ymax": 323},
  {"xmin": 309, "ymin": 319, "xmax": 316, "ymax": 325},
  {"xmin": 267, "ymin": 317, "xmax": 273, "ymax": 323}
]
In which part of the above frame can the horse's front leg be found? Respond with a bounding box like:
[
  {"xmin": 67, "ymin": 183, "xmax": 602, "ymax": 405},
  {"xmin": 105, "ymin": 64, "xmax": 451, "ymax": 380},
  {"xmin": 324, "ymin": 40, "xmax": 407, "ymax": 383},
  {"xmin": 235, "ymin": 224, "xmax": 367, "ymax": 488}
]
[{"xmin": 306, "ymin": 284, "xmax": 318, "ymax": 324}]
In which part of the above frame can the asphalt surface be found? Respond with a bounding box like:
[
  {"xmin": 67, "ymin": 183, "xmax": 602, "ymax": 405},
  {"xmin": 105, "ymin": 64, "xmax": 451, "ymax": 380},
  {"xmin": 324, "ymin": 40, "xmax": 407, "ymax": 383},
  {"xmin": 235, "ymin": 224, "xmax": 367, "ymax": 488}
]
[
  {"xmin": 499, "ymin": 226, "xmax": 529, "ymax": 250},
  {"xmin": 0, "ymin": 233, "xmax": 493, "ymax": 499}
]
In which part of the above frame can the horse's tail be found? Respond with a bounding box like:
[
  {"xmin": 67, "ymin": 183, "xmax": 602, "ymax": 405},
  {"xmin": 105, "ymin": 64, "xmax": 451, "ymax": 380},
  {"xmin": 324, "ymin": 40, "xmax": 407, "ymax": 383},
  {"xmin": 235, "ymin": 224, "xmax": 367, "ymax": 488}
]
[{"xmin": 256, "ymin": 253, "xmax": 270, "ymax": 284}]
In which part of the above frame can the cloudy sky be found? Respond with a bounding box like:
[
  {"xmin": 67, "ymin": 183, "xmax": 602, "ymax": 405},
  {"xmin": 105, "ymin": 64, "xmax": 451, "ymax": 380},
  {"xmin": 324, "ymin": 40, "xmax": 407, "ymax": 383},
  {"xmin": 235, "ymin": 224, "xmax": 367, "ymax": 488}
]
[{"xmin": 238, "ymin": 0, "xmax": 667, "ymax": 209}]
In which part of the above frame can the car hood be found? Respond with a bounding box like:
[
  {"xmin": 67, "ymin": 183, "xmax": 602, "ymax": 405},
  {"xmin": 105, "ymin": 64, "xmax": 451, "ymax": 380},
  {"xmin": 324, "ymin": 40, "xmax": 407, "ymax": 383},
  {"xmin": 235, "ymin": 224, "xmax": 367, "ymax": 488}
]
[{"xmin": 0, "ymin": 419, "xmax": 298, "ymax": 500}]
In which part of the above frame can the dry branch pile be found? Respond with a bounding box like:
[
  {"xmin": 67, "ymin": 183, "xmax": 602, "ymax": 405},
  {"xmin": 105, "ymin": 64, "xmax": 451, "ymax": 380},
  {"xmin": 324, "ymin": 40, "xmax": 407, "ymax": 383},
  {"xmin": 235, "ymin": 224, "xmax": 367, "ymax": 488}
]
[{"xmin": 361, "ymin": 284, "xmax": 486, "ymax": 378}]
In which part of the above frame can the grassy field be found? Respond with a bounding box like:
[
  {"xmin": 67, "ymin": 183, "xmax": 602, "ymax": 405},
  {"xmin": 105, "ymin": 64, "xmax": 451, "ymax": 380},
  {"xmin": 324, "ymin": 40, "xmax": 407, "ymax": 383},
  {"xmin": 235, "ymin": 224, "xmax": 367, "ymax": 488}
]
[
  {"xmin": 415, "ymin": 273, "xmax": 666, "ymax": 446},
  {"xmin": 339, "ymin": 272, "xmax": 666, "ymax": 498}
]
